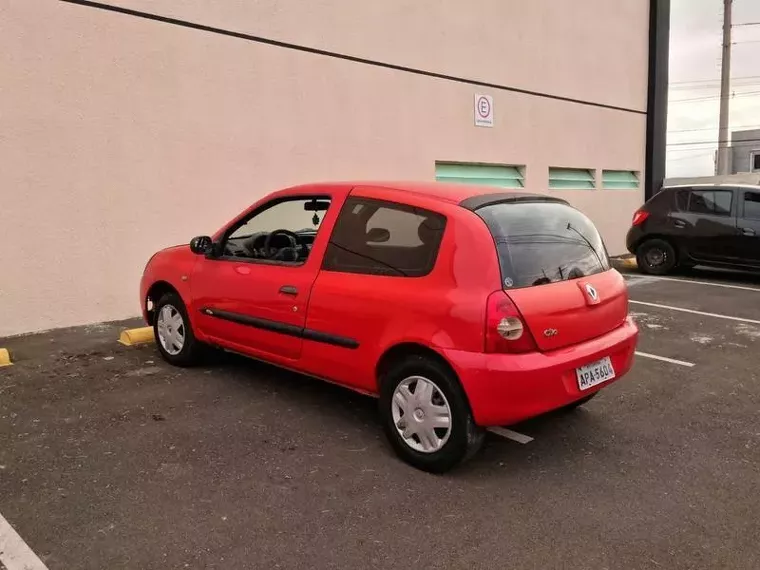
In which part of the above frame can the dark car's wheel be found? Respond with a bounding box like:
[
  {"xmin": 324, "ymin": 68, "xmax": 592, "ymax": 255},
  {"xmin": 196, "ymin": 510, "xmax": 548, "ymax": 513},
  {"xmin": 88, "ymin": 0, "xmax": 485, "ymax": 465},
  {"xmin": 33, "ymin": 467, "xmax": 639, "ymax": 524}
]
[
  {"xmin": 636, "ymin": 238, "xmax": 677, "ymax": 275},
  {"xmin": 153, "ymin": 292, "xmax": 203, "ymax": 366},
  {"xmin": 379, "ymin": 355, "xmax": 484, "ymax": 473}
]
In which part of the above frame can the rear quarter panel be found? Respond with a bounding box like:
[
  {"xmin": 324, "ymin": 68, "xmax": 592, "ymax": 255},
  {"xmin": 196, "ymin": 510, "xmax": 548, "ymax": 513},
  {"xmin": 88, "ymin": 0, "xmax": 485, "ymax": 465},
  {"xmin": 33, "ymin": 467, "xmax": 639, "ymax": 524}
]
[
  {"xmin": 300, "ymin": 190, "xmax": 502, "ymax": 394},
  {"xmin": 634, "ymin": 189, "xmax": 689, "ymax": 253}
]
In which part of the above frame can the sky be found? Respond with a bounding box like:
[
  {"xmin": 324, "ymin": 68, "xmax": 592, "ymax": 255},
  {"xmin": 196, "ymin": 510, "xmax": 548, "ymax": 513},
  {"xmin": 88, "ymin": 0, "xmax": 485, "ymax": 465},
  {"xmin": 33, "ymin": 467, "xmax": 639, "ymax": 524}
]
[{"xmin": 667, "ymin": 0, "xmax": 760, "ymax": 177}]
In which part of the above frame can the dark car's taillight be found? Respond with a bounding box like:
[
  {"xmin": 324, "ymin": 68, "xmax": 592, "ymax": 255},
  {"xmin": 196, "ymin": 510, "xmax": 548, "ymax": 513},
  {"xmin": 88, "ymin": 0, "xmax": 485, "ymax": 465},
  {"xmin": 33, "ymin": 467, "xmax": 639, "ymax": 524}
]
[
  {"xmin": 632, "ymin": 210, "xmax": 650, "ymax": 226},
  {"xmin": 485, "ymin": 291, "xmax": 538, "ymax": 354}
]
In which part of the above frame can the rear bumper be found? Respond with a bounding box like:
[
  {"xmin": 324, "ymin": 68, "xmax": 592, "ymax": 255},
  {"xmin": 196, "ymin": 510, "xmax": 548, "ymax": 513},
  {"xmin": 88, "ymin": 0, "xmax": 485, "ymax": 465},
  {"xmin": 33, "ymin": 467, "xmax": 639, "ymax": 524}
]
[
  {"xmin": 442, "ymin": 317, "xmax": 639, "ymax": 427},
  {"xmin": 626, "ymin": 226, "xmax": 643, "ymax": 254}
]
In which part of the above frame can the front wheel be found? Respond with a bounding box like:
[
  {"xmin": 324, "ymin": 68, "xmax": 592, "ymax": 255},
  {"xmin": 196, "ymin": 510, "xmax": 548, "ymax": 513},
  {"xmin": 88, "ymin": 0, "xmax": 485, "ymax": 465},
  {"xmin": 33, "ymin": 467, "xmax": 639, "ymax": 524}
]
[
  {"xmin": 153, "ymin": 292, "xmax": 204, "ymax": 366},
  {"xmin": 379, "ymin": 355, "xmax": 484, "ymax": 473},
  {"xmin": 636, "ymin": 238, "xmax": 677, "ymax": 275}
]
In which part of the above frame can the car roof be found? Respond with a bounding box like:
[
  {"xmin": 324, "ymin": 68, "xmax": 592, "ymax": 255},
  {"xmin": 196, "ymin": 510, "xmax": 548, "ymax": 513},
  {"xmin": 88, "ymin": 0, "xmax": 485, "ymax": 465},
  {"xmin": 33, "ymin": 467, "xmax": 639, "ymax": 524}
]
[{"xmin": 279, "ymin": 180, "xmax": 556, "ymax": 206}]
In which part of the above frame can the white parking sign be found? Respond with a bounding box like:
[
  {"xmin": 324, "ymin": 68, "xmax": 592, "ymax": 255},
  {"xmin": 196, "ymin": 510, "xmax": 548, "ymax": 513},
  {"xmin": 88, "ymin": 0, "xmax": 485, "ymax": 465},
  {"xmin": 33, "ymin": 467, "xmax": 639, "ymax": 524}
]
[{"xmin": 474, "ymin": 94, "xmax": 494, "ymax": 127}]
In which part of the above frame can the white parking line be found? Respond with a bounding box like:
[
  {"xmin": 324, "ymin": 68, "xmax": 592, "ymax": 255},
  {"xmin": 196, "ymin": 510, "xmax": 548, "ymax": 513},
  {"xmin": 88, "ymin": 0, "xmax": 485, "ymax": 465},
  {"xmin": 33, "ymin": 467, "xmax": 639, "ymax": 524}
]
[
  {"xmin": 631, "ymin": 275, "xmax": 760, "ymax": 293},
  {"xmin": 0, "ymin": 512, "xmax": 48, "ymax": 570},
  {"xmin": 623, "ymin": 275, "xmax": 661, "ymax": 288},
  {"xmin": 487, "ymin": 427, "xmax": 534, "ymax": 444},
  {"xmin": 629, "ymin": 300, "xmax": 760, "ymax": 325},
  {"xmin": 635, "ymin": 351, "xmax": 695, "ymax": 367}
]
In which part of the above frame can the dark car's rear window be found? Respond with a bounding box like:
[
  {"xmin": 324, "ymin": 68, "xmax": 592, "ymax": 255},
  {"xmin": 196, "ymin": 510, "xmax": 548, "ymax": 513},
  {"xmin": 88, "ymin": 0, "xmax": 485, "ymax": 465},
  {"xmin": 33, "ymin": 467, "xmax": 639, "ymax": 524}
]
[{"xmin": 475, "ymin": 201, "xmax": 610, "ymax": 289}]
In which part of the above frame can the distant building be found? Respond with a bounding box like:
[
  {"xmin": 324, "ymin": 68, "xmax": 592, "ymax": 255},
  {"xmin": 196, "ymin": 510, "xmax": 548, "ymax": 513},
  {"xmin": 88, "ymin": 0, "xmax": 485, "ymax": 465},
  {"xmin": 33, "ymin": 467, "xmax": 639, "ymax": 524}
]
[{"xmin": 717, "ymin": 128, "xmax": 760, "ymax": 174}]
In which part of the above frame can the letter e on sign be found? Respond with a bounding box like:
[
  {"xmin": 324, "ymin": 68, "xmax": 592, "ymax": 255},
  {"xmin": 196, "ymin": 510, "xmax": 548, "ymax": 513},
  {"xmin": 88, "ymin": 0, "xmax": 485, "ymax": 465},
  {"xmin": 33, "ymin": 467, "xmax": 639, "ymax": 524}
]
[{"xmin": 474, "ymin": 94, "xmax": 494, "ymax": 128}]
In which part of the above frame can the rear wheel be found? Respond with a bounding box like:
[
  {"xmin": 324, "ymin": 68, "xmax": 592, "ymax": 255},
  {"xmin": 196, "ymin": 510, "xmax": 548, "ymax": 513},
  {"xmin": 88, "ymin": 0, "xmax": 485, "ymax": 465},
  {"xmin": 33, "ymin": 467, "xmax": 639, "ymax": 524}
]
[
  {"xmin": 153, "ymin": 292, "xmax": 203, "ymax": 366},
  {"xmin": 379, "ymin": 355, "xmax": 484, "ymax": 473},
  {"xmin": 636, "ymin": 238, "xmax": 677, "ymax": 275}
]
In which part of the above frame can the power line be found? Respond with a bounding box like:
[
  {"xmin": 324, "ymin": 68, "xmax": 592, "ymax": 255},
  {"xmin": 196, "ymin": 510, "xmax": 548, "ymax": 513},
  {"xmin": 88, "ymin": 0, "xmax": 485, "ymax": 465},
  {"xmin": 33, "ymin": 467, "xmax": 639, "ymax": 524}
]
[
  {"xmin": 670, "ymin": 81, "xmax": 760, "ymax": 91},
  {"xmin": 668, "ymin": 137, "xmax": 760, "ymax": 147},
  {"xmin": 668, "ymin": 153, "xmax": 715, "ymax": 162},
  {"xmin": 669, "ymin": 123, "xmax": 760, "ymax": 133},
  {"xmin": 667, "ymin": 147, "xmax": 720, "ymax": 154},
  {"xmin": 670, "ymin": 75, "xmax": 760, "ymax": 85},
  {"xmin": 670, "ymin": 90, "xmax": 760, "ymax": 103}
]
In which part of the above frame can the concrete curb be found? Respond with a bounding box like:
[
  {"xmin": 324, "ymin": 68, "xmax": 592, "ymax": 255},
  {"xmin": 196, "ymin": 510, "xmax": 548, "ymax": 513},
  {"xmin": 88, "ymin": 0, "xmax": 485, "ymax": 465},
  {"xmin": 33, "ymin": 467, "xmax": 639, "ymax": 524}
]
[
  {"xmin": 0, "ymin": 348, "xmax": 12, "ymax": 367},
  {"xmin": 611, "ymin": 255, "xmax": 638, "ymax": 271},
  {"xmin": 118, "ymin": 327, "xmax": 155, "ymax": 346}
]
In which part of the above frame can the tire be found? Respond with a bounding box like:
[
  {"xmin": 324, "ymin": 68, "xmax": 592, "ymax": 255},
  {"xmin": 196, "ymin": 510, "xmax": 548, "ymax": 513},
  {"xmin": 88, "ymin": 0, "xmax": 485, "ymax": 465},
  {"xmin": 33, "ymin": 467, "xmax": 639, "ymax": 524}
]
[
  {"xmin": 379, "ymin": 355, "xmax": 485, "ymax": 473},
  {"xmin": 153, "ymin": 292, "xmax": 203, "ymax": 366},
  {"xmin": 636, "ymin": 238, "xmax": 677, "ymax": 275},
  {"xmin": 561, "ymin": 392, "xmax": 597, "ymax": 411}
]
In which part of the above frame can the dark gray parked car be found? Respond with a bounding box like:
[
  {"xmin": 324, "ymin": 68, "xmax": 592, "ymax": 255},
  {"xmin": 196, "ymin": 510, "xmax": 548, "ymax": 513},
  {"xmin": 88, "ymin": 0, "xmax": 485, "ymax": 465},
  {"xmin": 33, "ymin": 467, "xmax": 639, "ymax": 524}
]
[{"xmin": 626, "ymin": 184, "xmax": 760, "ymax": 275}]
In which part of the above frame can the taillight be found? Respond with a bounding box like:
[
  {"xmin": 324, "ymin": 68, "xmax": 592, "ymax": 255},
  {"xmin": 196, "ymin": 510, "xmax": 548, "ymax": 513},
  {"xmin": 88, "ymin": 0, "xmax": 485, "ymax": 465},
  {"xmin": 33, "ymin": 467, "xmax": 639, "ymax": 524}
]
[
  {"xmin": 485, "ymin": 291, "xmax": 538, "ymax": 354},
  {"xmin": 632, "ymin": 210, "xmax": 649, "ymax": 226}
]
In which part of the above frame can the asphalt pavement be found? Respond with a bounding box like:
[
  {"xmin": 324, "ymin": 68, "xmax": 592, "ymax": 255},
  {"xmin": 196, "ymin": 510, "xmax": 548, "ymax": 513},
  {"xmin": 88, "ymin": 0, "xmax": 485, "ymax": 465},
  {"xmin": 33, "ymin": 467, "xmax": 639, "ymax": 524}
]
[{"xmin": 1, "ymin": 269, "xmax": 759, "ymax": 569}]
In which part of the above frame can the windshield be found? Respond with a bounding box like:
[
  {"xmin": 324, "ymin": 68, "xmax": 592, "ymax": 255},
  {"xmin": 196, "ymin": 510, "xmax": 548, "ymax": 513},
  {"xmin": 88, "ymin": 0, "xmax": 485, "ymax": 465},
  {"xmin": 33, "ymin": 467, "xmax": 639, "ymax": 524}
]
[{"xmin": 475, "ymin": 201, "xmax": 610, "ymax": 289}]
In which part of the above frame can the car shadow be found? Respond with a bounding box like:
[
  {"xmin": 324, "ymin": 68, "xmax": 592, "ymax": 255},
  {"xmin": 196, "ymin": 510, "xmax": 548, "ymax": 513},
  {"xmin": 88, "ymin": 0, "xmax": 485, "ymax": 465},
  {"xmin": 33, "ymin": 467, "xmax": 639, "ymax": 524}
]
[
  {"xmin": 460, "ymin": 405, "xmax": 619, "ymax": 474},
  {"xmin": 206, "ymin": 350, "xmax": 614, "ymax": 476}
]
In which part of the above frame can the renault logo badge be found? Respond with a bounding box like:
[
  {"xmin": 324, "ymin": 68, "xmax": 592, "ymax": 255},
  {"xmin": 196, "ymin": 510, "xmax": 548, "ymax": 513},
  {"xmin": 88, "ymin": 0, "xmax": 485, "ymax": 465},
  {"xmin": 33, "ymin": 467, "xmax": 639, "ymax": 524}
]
[{"xmin": 585, "ymin": 283, "xmax": 598, "ymax": 302}]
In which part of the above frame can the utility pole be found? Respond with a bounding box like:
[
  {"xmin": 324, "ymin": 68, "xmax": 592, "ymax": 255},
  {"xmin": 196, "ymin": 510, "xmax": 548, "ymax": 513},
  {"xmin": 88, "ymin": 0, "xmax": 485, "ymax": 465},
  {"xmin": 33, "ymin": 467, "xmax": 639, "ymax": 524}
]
[{"xmin": 716, "ymin": 0, "xmax": 733, "ymax": 175}]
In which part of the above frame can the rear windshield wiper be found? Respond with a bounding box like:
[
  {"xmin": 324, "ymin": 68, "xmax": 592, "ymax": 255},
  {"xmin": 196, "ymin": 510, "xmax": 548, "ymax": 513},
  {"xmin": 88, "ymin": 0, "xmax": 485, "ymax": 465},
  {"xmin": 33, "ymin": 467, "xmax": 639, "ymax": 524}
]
[{"xmin": 565, "ymin": 223, "xmax": 605, "ymax": 272}]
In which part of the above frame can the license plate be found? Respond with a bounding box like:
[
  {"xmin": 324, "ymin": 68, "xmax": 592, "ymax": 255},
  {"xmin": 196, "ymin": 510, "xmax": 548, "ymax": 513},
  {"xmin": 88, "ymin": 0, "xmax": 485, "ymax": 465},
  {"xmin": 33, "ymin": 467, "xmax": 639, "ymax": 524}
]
[{"xmin": 576, "ymin": 357, "xmax": 615, "ymax": 391}]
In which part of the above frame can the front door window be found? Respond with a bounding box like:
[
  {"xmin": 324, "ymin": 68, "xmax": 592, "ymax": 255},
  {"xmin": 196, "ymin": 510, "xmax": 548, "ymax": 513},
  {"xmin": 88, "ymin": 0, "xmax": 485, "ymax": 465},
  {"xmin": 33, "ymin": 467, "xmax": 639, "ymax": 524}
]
[{"xmin": 222, "ymin": 197, "xmax": 332, "ymax": 263}]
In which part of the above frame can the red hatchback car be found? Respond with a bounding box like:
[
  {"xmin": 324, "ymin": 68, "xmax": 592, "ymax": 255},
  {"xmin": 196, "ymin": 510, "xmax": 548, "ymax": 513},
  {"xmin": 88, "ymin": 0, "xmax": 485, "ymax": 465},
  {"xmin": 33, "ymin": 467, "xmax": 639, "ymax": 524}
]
[{"xmin": 140, "ymin": 182, "xmax": 638, "ymax": 472}]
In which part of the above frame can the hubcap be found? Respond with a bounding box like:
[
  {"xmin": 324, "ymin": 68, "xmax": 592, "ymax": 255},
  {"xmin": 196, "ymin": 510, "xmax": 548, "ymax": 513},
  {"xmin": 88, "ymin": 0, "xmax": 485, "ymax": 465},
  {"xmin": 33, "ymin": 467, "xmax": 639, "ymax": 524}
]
[
  {"xmin": 391, "ymin": 376, "xmax": 452, "ymax": 453},
  {"xmin": 156, "ymin": 304, "xmax": 185, "ymax": 356},
  {"xmin": 645, "ymin": 247, "xmax": 666, "ymax": 267}
]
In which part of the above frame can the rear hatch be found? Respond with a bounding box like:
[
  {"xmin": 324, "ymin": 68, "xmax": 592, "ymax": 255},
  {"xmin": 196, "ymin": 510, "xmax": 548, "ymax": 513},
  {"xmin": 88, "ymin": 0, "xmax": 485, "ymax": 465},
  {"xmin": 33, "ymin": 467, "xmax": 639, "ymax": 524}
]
[{"xmin": 475, "ymin": 199, "xmax": 628, "ymax": 351}]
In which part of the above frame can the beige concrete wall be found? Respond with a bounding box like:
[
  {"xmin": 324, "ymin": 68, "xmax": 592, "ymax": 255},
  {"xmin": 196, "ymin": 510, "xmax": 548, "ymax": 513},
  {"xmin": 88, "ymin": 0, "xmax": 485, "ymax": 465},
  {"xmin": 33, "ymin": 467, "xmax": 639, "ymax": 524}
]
[{"xmin": 0, "ymin": 0, "xmax": 649, "ymax": 337}]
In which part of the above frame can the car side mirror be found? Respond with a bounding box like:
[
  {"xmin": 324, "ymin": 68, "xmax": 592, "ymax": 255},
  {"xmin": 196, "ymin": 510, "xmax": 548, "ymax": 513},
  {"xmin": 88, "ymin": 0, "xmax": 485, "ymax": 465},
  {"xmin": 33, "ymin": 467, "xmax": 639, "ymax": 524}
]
[
  {"xmin": 366, "ymin": 228, "xmax": 390, "ymax": 243},
  {"xmin": 189, "ymin": 235, "xmax": 213, "ymax": 255}
]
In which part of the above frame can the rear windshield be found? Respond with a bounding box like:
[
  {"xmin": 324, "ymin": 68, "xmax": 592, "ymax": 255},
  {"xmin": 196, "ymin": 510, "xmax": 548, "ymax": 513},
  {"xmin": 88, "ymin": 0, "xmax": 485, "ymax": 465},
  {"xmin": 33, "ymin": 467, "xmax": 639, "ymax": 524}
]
[{"xmin": 475, "ymin": 201, "xmax": 610, "ymax": 289}]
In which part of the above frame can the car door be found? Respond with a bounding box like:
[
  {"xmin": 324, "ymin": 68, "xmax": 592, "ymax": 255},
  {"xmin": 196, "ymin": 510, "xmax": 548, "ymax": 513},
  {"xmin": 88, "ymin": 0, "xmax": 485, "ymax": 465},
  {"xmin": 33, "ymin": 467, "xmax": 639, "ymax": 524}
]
[
  {"xmin": 190, "ymin": 194, "xmax": 340, "ymax": 362},
  {"xmin": 301, "ymin": 193, "xmax": 448, "ymax": 392},
  {"xmin": 737, "ymin": 188, "xmax": 760, "ymax": 266},
  {"xmin": 678, "ymin": 188, "xmax": 739, "ymax": 262}
]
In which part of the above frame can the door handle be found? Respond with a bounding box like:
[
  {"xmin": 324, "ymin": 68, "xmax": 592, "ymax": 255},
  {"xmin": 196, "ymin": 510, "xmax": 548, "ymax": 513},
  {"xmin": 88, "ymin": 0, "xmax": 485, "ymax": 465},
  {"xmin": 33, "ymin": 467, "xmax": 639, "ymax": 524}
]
[
  {"xmin": 741, "ymin": 227, "xmax": 756, "ymax": 236},
  {"xmin": 279, "ymin": 285, "xmax": 298, "ymax": 296}
]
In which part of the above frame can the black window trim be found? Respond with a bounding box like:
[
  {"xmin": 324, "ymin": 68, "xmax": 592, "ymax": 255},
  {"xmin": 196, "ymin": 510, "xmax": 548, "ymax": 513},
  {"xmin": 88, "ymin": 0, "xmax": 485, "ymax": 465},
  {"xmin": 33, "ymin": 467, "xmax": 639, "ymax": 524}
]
[
  {"xmin": 209, "ymin": 193, "xmax": 332, "ymax": 267},
  {"xmin": 322, "ymin": 196, "xmax": 448, "ymax": 278}
]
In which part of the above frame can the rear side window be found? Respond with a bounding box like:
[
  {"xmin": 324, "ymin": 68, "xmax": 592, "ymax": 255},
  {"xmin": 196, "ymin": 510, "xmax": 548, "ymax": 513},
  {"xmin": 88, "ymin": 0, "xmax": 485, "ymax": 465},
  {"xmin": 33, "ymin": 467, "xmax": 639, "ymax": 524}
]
[
  {"xmin": 323, "ymin": 197, "xmax": 446, "ymax": 277},
  {"xmin": 675, "ymin": 190, "xmax": 689, "ymax": 211},
  {"xmin": 475, "ymin": 201, "xmax": 610, "ymax": 289},
  {"xmin": 687, "ymin": 190, "xmax": 732, "ymax": 216},
  {"xmin": 743, "ymin": 191, "xmax": 760, "ymax": 220}
]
